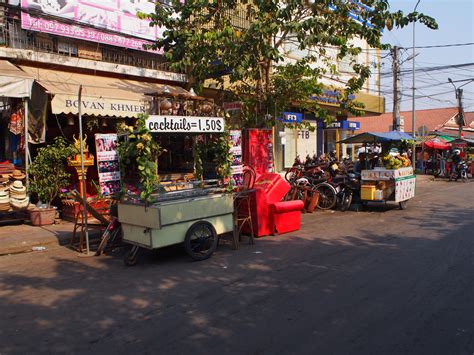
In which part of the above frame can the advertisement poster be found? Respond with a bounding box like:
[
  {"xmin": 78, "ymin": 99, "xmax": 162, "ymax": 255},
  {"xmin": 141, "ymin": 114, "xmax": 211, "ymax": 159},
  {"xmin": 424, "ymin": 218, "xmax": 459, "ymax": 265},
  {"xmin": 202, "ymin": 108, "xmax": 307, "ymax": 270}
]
[
  {"xmin": 395, "ymin": 176, "xmax": 416, "ymax": 202},
  {"xmin": 229, "ymin": 130, "xmax": 243, "ymax": 186},
  {"xmin": 243, "ymin": 129, "xmax": 273, "ymax": 175},
  {"xmin": 95, "ymin": 133, "xmax": 121, "ymax": 195},
  {"xmin": 21, "ymin": 0, "xmax": 163, "ymax": 51}
]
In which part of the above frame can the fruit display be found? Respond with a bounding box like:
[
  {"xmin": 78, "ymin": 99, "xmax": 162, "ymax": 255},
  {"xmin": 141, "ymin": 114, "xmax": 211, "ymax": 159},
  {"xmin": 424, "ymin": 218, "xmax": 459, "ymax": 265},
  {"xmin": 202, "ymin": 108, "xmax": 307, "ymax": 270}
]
[
  {"xmin": 399, "ymin": 155, "xmax": 411, "ymax": 167},
  {"xmin": 383, "ymin": 153, "xmax": 402, "ymax": 169}
]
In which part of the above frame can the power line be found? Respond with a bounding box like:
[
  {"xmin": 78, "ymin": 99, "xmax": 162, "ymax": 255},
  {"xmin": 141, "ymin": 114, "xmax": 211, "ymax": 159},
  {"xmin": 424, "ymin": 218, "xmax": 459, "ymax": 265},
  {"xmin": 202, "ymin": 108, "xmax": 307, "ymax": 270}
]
[
  {"xmin": 380, "ymin": 62, "xmax": 474, "ymax": 77},
  {"xmin": 413, "ymin": 42, "xmax": 474, "ymax": 49}
]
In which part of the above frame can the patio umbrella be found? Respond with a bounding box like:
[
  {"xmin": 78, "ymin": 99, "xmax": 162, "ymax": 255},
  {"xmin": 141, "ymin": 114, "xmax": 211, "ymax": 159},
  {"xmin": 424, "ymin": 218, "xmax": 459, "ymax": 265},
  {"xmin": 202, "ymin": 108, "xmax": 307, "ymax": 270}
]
[{"xmin": 423, "ymin": 137, "xmax": 451, "ymax": 150}]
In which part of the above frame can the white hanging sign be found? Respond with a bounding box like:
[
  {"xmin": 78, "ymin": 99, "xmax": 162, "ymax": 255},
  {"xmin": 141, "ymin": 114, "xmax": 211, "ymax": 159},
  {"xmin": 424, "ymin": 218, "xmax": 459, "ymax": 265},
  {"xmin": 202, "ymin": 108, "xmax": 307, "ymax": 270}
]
[{"xmin": 146, "ymin": 115, "xmax": 225, "ymax": 133}]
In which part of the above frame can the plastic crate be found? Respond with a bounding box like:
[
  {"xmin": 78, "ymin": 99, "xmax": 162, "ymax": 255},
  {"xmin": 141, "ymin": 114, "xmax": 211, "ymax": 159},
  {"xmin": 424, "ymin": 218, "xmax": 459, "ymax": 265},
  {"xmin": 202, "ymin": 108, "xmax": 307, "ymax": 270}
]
[{"xmin": 361, "ymin": 185, "xmax": 376, "ymax": 200}]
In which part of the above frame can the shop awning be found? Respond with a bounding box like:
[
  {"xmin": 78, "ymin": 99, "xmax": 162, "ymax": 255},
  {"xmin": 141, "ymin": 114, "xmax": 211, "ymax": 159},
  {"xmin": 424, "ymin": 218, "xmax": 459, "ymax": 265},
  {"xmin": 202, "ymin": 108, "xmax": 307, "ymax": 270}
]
[
  {"xmin": 338, "ymin": 131, "xmax": 414, "ymax": 144},
  {"xmin": 20, "ymin": 66, "xmax": 189, "ymax": 118},
  {"xmin": 0, "ymin": 60, "xmax": 34, "ymax": 98}
]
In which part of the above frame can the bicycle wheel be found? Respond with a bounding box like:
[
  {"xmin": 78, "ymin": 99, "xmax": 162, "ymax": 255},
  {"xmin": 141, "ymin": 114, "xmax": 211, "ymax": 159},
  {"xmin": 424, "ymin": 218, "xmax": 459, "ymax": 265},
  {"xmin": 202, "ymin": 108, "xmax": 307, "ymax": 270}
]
[
  {"xmin": 96, "ymin": 218, "xmax": 120, "ymax": 256},
  {"xmin": 315, "ymin": 183, "xmax": 337, "ymax": 210},
  {"xmin": 340, "ymin": 191, "xmax": 352, "ymax": 212}
]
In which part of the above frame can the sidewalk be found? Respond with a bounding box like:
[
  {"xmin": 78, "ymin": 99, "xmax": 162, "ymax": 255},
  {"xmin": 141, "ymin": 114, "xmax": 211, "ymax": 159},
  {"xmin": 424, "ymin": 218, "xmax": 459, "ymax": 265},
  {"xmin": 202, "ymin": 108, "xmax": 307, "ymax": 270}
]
[
  {"xmin": 0, "ymin": 221, "xmax": 75, "ymax": 255},
  {"xmin": 0, "ymin": 175, "xmax": 440, "ymax": 255}
]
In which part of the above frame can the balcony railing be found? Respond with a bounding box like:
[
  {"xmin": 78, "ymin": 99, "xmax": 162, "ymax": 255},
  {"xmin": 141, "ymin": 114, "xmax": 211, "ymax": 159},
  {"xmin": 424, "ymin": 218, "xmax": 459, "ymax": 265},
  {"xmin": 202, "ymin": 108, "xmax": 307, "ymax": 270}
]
[{"xmin": 0, "ymin": 20, "xmax": 183, "ymax": 74}]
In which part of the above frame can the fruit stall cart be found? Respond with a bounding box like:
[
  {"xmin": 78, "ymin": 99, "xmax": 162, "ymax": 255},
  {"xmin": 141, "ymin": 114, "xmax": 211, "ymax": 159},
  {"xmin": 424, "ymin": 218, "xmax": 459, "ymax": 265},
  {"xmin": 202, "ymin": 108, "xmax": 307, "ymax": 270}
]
[
  {"xmin": 339, "ymin": 131, "xmax": 416, "ymax": 210},
  {"xmin": 360, "ymin": 166, "xmax": 415, "ymax": 209},
  {"xmin": 118, "ymin": 182, "xmax": 234, "ymax": 265}
]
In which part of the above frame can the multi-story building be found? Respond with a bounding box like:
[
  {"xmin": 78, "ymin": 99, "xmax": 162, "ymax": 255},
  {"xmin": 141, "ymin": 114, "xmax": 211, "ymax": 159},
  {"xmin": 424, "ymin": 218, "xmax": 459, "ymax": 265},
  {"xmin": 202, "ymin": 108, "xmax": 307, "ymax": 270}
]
[
  {"xmin": 0, "ymin": 0, "xmax": 385, "ymax": 177},
  {"xmin": 0, "ymin": 0, "xmax": 196, "ymax": 178}
]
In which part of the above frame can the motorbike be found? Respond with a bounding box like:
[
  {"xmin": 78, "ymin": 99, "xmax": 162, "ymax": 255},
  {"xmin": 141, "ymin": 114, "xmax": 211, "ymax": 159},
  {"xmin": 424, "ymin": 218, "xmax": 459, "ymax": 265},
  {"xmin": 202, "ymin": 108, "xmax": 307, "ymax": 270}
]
[
  {"xmin": 449, "ymin": 161, "xmax": 469, "ymax": 182},
  {"xmin": 335, "ymin": 172, "xmax": 361, "ymax": 211}
]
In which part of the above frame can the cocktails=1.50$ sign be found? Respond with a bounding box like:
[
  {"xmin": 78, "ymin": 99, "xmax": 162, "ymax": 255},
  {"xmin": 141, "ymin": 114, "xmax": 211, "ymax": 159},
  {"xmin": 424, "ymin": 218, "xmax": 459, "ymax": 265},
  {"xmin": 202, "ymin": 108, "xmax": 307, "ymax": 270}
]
[{"xmin": 146, "ymin": 116, "xmax": 225, "ymax": 133}]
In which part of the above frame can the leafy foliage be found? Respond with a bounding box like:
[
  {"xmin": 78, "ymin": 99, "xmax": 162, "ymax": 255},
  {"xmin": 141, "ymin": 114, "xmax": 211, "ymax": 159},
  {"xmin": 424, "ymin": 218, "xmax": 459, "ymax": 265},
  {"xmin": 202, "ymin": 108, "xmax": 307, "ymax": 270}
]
[
  {"xmin": 116, "ymin": 115, "xmax": 162, "ymax": 202},
  {"xmin": 28, "ymin": 137, "xmax": 76, "ymax": 207},
  {"xmin": 193, "ymin": 130, "xmax": 233, "ymax": 185},
  {"xmin": 140, "ymin": 0, "xmax": 437, "ymax": 126}
]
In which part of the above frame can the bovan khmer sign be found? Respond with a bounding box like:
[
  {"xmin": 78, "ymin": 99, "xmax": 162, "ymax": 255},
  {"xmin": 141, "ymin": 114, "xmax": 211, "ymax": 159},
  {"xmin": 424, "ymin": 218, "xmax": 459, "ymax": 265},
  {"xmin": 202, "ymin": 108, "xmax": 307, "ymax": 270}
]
[{"xmin": 51, "ymin": 94, "xmax": 148, "ymax": 118}]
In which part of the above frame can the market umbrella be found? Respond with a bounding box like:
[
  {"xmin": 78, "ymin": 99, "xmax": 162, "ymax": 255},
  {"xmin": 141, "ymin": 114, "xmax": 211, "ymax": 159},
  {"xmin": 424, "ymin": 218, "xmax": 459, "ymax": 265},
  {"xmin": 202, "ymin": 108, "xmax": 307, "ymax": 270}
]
[{"xmin": 423, "ymin": 137, "xmax": 451, "ymax": 150}]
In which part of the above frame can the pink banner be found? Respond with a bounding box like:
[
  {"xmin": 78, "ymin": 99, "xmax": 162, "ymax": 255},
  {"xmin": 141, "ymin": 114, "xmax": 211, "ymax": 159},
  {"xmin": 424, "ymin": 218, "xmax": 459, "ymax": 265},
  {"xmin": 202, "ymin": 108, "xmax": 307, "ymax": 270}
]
[
  {"xmin": 21, "ymin": 0, "xmax": 164, "ymax": 51},
  {"xmin": 21, "ymin": 12, "xmax": 159, "ymax": 52}
]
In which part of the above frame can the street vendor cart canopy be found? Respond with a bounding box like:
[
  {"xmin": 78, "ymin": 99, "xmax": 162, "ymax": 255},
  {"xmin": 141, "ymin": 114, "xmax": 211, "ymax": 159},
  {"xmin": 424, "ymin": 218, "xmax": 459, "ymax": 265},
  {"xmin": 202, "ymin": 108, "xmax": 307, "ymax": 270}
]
[{"xmin": 338, "ymin": 131, "xmax": 414, "ymax": 144}]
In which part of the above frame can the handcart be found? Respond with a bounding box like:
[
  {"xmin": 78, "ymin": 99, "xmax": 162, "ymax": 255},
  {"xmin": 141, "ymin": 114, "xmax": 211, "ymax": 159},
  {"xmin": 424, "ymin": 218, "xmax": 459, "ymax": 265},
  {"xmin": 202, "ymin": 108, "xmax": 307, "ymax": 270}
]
[
  {"xmin": 118, "ymin": 182, "xmax": 234, "ymax": 265},
  {"xmin": 338, "ymin": 131, "xmax": 417, "ymax": 210},
  {"xmin": 360, "ymin": 167, "xmax": 416, "ymax": 210}
]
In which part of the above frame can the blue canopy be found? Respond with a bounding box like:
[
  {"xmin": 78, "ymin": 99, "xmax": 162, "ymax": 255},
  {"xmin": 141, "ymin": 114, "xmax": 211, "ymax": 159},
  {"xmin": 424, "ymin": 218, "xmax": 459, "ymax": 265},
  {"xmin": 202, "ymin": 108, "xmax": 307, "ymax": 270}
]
[{"xmin": 338, "ymin": 131, "xmax": 414, "ymax": 144}]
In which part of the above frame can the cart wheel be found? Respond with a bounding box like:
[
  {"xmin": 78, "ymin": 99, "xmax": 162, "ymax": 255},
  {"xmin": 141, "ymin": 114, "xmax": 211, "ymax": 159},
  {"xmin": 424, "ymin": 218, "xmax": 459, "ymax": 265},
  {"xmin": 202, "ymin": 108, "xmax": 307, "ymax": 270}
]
[
  {"xmin": 399, "ymin": 200, "xmax": 408, "ymax": 210},
  {"xmin": 184, "ymin": 221, "xmax": 218, "ymax": 261},
  {"xmin": 124, "ymin": 245, "xmax": 141, "ymax": 266}
]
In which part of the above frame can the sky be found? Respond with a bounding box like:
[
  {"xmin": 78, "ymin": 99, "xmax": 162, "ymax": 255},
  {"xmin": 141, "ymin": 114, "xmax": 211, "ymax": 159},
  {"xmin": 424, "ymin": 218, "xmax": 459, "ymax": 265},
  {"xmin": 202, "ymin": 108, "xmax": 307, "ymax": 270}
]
[{"xmin": 380, "ymin": 0, "xmax": 474, "ymax": 113}]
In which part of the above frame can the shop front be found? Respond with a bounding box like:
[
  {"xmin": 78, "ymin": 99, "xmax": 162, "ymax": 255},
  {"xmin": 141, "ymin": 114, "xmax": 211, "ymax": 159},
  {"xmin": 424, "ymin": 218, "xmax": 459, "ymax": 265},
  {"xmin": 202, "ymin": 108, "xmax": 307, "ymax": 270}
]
[
  {"xmin": 317, "ymin": 118, "xmax": 361, "ymax": 160},
  {"xmin": 275, "ymin": 88, "xmax": 384, "ymax": 170},
  {"xmin": 19, "ymin": 65, "xmax": 190, "ymax": 192}
]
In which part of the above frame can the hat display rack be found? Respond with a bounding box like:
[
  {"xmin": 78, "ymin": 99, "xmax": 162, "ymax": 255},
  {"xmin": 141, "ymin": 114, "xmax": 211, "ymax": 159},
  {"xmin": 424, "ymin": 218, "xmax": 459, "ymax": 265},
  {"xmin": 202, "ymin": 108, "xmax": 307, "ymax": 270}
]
[{"xmin": 0, "ymin": 169, "xmax": 29, "ymax": 213}]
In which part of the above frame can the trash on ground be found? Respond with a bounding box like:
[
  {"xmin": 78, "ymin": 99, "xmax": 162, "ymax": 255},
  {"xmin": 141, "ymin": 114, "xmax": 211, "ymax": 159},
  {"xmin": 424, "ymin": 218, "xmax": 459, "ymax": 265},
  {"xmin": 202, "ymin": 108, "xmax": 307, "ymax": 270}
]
[{"xmin": 32, "ymin": 246, "xmax": 47, "ymax": 251}]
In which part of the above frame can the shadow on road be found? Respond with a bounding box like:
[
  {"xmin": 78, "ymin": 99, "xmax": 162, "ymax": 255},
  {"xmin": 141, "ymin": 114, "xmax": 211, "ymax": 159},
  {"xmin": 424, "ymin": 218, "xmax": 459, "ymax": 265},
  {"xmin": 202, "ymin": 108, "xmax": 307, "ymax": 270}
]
[{"xmin": 0, "ymin": 186, "xmax": 473, "ymax": 354}]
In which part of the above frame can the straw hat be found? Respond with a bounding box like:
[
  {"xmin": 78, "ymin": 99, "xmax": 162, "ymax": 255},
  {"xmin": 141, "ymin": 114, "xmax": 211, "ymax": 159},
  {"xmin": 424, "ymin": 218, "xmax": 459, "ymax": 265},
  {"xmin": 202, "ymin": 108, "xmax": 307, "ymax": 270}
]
[
  {"xmin": 0, "ymin": 193, "xmax": 10, "ymax": 204},
  {"xmin": 0, "ymin": 174, "xmax": 10, "ymax": 183},
  {"xmin": 0, "ymin": 190, "xmax": 9, "ymax": 199},
  {"xmin": 0, "ymin": 205, "xmax": 10, "ymax": 212},
  {"xmin": 10, "ymin": 196, "xmax": 29, "ymax": 209},
  {"xmin": 11, "ymin": 170, "xmax": 26, "ymax": 180},
  {"xmin": 10, "ymin": 180, "xmax": 26, "ymax": 192}
]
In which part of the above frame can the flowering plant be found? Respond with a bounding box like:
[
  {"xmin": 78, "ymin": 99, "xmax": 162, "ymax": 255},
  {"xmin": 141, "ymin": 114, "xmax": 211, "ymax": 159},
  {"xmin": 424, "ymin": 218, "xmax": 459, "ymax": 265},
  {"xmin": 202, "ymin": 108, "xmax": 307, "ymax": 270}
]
[{"xmin": 116, "ymin": 114, "xmax": 161, "ymax": 202}]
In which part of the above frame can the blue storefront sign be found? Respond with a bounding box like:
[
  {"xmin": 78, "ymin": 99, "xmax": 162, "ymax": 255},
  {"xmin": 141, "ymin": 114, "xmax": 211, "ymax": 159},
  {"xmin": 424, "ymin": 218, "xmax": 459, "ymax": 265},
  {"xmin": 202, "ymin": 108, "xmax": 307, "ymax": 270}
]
[
  {"xmin": 318, "ymin": 119, "xmax": 360, "ymax": 130},
  {"xmin": 279, "ymin": 112, "xmax": 303, "ymax": 124}
]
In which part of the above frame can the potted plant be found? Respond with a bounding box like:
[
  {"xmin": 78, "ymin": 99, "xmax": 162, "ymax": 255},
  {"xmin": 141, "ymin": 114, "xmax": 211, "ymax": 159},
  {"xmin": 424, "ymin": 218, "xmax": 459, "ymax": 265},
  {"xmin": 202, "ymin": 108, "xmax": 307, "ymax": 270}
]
[{"xmin": 28, "ymin": 137, "xmax": 76, "ymax": 226}]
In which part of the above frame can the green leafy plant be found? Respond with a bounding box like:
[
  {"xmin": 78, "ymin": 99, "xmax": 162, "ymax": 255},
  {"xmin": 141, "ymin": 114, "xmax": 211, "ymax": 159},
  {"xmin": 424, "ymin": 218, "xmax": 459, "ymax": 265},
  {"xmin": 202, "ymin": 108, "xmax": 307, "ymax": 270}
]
[
  {"xmin": 212, "ymin": 129, "xmax": 233, "ymax": 185},
  {"xmin": 28, "ymin": 137, "xmax": 77, "ymax": 207},
  {"xmin": 91, "ymin": 179, "xmax": 104, "ymax": 199},
  {"xmin": 193, "ymin": 135, "xmax": 206, "ymax": 181},
  {"xmin": 192, "ymin": 130, "xmax": 233, "ymax": 188},
  {"xmin": 116, "ymin": 114, "xmax": 162, "ymax": 202},
  {"xmin": 140, "ymin": 0, "xmax": 437, "ymax": 127}
]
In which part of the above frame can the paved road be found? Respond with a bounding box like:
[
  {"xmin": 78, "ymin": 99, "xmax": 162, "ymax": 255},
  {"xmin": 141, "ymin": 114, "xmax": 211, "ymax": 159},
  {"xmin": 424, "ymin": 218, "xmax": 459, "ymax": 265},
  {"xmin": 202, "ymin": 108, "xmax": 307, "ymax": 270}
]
[{"xmin": 1, "ymin": 181, "xmax": 473, "ymax": 355}]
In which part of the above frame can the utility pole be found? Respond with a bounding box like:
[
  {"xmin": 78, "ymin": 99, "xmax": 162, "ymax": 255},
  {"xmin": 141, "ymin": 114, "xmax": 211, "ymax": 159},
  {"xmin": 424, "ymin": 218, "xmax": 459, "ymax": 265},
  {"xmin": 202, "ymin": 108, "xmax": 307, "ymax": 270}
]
[
  {"xmin": 392, "ymin": 46, "xmax": 401, "ymax": 131},
  {"xmin": 448, "ymin": 78, "xmax": 465, "ymax": 139},
  {"xmin": 456, "ymin": 88, "xmax": 464, "ymax": 138}
]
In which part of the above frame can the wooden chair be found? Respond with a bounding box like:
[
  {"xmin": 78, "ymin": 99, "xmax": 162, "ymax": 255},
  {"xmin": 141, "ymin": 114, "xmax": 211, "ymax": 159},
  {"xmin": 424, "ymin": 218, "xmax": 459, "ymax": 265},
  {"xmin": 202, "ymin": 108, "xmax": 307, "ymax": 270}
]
[{"xmin": 70, "ymin": 192, "xmax": 116, "ymax": 252}]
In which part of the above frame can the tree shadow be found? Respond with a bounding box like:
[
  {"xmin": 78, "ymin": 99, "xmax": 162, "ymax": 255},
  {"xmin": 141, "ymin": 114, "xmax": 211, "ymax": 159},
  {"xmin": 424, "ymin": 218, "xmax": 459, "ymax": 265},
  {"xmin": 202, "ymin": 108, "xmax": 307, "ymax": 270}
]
[{"xmin": 1, "ymin": 188, "xmax": 473, "ymax": 354}]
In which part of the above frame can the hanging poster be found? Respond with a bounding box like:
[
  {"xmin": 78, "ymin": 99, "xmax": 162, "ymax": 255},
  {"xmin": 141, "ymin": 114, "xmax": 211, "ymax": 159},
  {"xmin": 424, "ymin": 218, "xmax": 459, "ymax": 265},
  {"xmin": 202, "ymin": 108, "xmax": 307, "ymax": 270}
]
[
  {"xmin": 229, "ymin": 130, "xmax": 243, "ymax": 186},
  {"xmin": 243, "ymin": 129, "xmax": 273, "ymax": 174},
  {"xmin": 95, "ymin": 133, "xmax": 121, "ymax": 195}
]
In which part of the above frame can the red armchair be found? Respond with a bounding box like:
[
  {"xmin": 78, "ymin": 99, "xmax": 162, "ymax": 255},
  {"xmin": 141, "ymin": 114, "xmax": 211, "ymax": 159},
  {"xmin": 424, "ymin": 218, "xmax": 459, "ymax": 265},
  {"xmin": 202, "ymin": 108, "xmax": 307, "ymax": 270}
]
[
  {"xmin": 242, "ymin": 172, "xmax": 304, "ymax": 237},
  {"xmin": 270, "ymin": 200, "xmax": 304, "ymax": 235}
]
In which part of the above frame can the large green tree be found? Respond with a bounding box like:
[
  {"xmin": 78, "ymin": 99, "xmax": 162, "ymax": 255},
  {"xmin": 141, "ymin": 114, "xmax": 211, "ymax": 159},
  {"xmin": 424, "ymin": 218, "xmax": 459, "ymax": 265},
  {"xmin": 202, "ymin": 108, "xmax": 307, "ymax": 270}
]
[{"xmin": 140, "ymin": 0, "xmax": 437, "ymax": 126}]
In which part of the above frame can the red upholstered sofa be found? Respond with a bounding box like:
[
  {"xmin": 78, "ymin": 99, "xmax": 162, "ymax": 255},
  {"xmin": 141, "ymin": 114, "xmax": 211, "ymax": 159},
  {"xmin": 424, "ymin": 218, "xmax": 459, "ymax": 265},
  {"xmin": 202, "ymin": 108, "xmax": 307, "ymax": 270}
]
[{"xmin": 242, "ymin": 173, "xmax": 304, "ymax": 237}]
